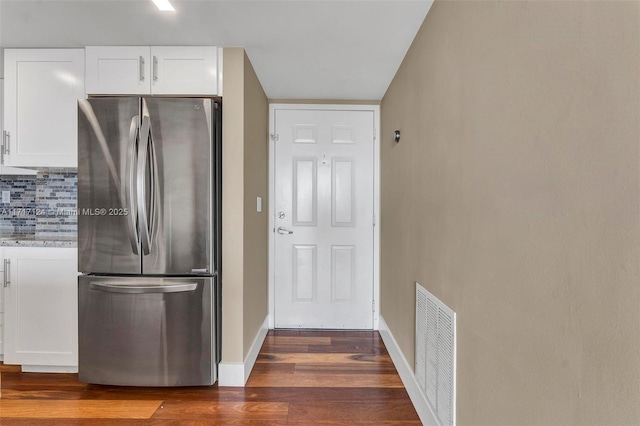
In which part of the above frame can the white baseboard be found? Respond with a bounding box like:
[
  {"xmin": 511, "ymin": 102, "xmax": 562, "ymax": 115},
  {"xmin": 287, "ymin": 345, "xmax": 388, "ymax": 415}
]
[
  {"xmin": 218, "ymin": 362, "xmax": 244, "ymax": 386},
  {"xmin": 243, "ymin": 315, "xmax": 269, "ymax": 384},
  {"xmin": 21, "ymin": 365, "xmax": 78, "ymax": 373},
  {"xmin": 379, "ymin": 316, "xmax": 439, "ymax": 426},
  {"xmin": 218, "ymin": 315, "xmax": 269, "ymax": 386}
]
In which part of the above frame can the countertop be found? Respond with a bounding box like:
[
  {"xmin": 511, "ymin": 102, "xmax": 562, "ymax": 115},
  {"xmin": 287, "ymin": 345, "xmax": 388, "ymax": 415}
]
[{"xmin": 0, "ymin": 235, "xmax": 78, "ymax": 248}]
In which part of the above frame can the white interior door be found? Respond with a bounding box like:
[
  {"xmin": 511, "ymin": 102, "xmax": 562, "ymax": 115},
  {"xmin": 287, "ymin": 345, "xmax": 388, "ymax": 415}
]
[{"xmin": 274, "ymin": 109, "xmax": 375, "ymax": 329}]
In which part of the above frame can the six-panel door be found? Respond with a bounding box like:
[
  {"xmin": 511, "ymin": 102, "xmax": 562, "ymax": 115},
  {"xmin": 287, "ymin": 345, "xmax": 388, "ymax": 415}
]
[{"xmin": 274, "ymin": 109, "xmax": 375, "ymax": 329}]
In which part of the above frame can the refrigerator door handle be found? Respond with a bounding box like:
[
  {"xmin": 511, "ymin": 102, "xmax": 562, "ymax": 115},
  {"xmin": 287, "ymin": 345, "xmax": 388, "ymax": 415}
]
[
  {"xmin": 89, "ymin": 282, "xmax": 198, "ymax": 294},
  {"xmin": 126, "ymin": 116, "xmax": 140, "ymax": 255},
  {"xmin": 148, "ymin": 122, "xmax": 159, "ymax": 248},
  {"xmin": 137, "ymin": 115, "xmax": 152, "ymax": 255}
]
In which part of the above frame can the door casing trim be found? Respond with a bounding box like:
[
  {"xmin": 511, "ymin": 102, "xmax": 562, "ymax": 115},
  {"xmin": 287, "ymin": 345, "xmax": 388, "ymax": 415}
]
[{"xmin": 268, "ymin": 103, "xmax": 381, "ymax": 330}]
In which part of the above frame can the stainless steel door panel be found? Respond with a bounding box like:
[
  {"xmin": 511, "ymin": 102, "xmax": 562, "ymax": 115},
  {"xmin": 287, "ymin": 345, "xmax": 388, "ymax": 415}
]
[
  {"xmin": 78, "ymin": 98, "xmax": 142, "ymax": 274},
  {"xmin": 78, "ymin": 275, "xmax": 215, "ymax": 386},
  {"xmin": 141, "ymin": 98, "xmax": 213, "ymax": 275}
]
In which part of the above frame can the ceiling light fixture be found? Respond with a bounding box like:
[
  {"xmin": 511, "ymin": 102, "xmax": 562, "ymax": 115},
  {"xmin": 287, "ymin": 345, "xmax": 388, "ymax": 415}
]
[{"xmin": 152, "ymin": 0, "xmax": 175, "ymax": 12}]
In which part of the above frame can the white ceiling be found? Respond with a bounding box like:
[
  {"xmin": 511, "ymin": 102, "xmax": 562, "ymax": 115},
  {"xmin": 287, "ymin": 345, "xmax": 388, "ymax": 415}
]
[{"xmin": 0, "ymin": 0, "xmax": 432, "ymax": 100}]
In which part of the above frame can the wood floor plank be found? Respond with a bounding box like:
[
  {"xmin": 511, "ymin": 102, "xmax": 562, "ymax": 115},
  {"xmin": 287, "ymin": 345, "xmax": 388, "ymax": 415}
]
[
  {"xmin": 220, "ymin": 387, "xmax": 415, "ymax": 403},
  {"xmin": 150, "ymin": 401, "xmax": 289, "ymax": 421},
  {"xmin": 306, "ymin": 344, "xmax": 388, "ymax": 354},
  {"xmin": 287, "ymin": 401, "xmax": 419, "ymax": 423},
  {"xmin": 257, "ymin": 353, "xmax": 392, "ymax": 364},
  {"xmin": 1, "ymin": 372, "xmax": 85, "ymax": 388},
  {"xmin": 0, "ymin": 400, "xmax": 162, "ymax": 419},
  {"xmin": 259, "ymin": 343, "xmax": 310, "ymax": 353},
  {"xmin": 0, "ymin": 389, "xmax": 95, "ymax": 400},
  {"xmin": 88, "ymin": 385, "xmax": 222, "ymax": 401},
  {"xmin": 267, "ymin": 329, "xmax": 301, "ymax": 337},
  {"xmin": 262, "ymin": 336, "xmax": 331, "ymax": 346},
  {"xmin": 328, "ymin": 336, "xmax": 386, "ymax": 346},
  {"xmin": 298, "ymin": 330, "xmax": 379, "ymax": 338},
  {"xmin": 294, "ymin": 362, "xmax": 398, "ymax": 375},
  {"xmin": 250, "ymin": 363, "xmax": 296, "ymax": 374},
  {"xmin": 246, "ymin": 373, "xmax": 404, "ymax": 388}
]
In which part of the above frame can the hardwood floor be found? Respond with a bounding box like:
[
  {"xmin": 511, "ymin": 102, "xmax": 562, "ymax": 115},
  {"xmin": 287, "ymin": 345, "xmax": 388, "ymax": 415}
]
[{"xmin": 0, "ymin": 330, "xmax": 420, "ymax": 424}]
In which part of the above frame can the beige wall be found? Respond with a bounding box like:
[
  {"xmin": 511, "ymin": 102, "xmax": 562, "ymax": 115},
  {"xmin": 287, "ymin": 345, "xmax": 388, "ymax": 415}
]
[
  {"xmin": 222, "ymin": 48, "xmax": 269, "ymax": 364},
  {"xmin": 243, "ymin": 52, "xmax": 269, "ymax": 354},
  {"xmin": 222, "ymin": 48, "xmax": 245, "ymax": 363},
  {"xmin": 380, "ymin": 1, "xmax": 640, "ymax": 424}
]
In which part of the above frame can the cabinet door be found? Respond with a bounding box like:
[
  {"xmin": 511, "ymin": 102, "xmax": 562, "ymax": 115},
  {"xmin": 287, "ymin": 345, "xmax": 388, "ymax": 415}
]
[
  {"xmin": 151, "ymin": 46, "xmax": 218, "ymax": 95},
  {"xmin": 3, "ymin": 49, "xmax": 84, "ymax": 167},
  {"xmin": 3, "ymin": 247, "xmax": 78, "ymax": 369},
  {"xmin": 0, "ymin": 79, "xmax": 35, "ymax": 175},
  {"xmin": 85, "ymin": 46, "xmax": 150, "ymax": 94},
  {"xmin": 0, "ymin": 249, "xmax": 3, "ymax": 358}
]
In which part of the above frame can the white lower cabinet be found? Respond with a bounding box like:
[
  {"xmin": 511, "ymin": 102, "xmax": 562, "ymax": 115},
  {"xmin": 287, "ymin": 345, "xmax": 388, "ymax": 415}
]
[
  {"xmin": 0, "ymin": 253, "xmax": 4, "ymax": 359},
  {"xmin": 3, "ymin": 247, "xmax": 78, "ymax": 372}
]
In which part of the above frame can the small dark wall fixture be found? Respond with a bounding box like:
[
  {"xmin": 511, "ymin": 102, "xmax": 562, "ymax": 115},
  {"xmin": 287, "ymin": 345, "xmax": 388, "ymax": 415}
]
[{"xmin": 393, "ymin": 130, "xmax": 401, "ymax": 143}]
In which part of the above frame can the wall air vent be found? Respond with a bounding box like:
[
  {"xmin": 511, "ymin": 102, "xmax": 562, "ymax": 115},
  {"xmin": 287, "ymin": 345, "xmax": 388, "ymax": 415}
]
[{"xmin": 415, "ymin": 282, "xmax": 456, "ymax": 426}]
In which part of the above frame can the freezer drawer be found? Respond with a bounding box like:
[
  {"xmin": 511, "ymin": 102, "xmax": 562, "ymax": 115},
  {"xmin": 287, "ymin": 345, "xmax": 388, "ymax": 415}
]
[{"xmin": 78, "ymin": 275, "xmax": 215, "ymax": 386}]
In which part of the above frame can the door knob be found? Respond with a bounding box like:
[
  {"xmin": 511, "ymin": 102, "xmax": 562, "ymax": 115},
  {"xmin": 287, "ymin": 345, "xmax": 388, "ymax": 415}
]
[{"xmin": 277, "ymin": 227, "xmax": 293, "ymax": 235}]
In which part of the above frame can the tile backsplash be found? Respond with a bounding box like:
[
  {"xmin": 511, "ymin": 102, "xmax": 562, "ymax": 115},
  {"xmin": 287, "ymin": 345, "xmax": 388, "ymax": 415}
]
[
  {"xmin": 0, "ymin": 169, "xmax": 77, "ymax": 236},
  {"xmin": 0, "ymin": 175, "xmax": 37, "ymax": 234}
]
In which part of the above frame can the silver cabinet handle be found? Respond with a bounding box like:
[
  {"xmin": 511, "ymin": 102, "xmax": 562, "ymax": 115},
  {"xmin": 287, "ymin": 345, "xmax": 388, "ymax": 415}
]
[
  {"xmin": 4, "ymin": 259, "xmax": 10, "ymax": 287},
  {"xmin": 139, "ymin": 56, "xmax": 145, "ymax": 81},
  {"xmin": 277, "ymin": 227, "xmax": 294, "ymax": 235},
  {"xmin": 89, "ymin": 282, "xmax": 197, "ymax": 294},
  {"xmin": 153, "ymin": 55, "xmax": 158, "ymax": 82},
  {"xmin": 4, "ymin": 131, "xmax": 10, "ymax": 155},
  {"xmin": 2, "ymin": 131, "xmax": 10, "ymax": 164}
]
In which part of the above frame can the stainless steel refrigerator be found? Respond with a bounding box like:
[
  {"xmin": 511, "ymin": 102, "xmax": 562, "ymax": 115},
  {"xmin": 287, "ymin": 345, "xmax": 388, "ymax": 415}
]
[{"xmin": 77, "ymin": 97, "xmax": 221, "ymax": 386}]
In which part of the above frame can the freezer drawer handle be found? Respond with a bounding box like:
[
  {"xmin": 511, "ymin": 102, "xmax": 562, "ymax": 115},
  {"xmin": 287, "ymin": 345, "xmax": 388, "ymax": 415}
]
[{"xmin": 89, "ymin": 282, "xmax": 198, "ymax": 294}]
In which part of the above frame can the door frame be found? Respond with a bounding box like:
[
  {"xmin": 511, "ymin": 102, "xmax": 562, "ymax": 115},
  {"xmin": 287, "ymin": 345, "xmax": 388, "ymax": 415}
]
[{"xmin": 268, "ymin": 103, "xmax": 381, "ymax": 330}]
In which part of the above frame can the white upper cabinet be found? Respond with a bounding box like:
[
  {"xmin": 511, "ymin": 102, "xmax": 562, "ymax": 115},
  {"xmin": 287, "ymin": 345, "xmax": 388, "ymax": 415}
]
[
  {"xmin": 85, "ymin": 46, "xmax": 150, "ymax": 95},
  {"xmin": 150, "ymin": 46, "xmax": 219, "ymax": 95},
  {"xmin": 86, "ymin": 46, "xmax": 221, "ymax": 95},
  {"xmin": 3, "ymin": 49, "xmax": 85, "ymax": 168},
  {"xmin": 0, "ymin": 79, "xmax": 36, "ymax": 175}
]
